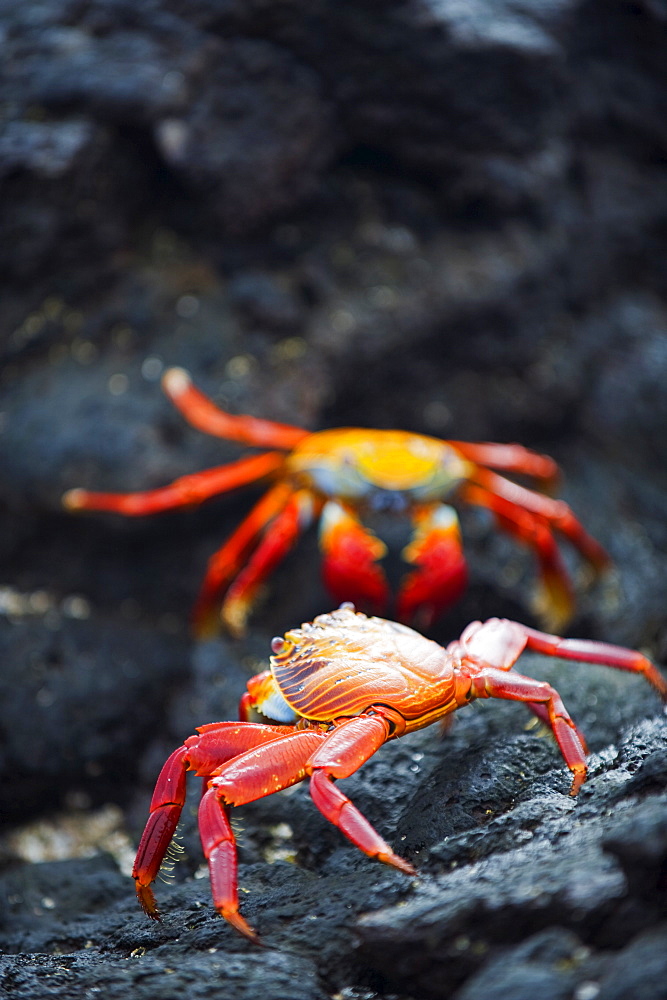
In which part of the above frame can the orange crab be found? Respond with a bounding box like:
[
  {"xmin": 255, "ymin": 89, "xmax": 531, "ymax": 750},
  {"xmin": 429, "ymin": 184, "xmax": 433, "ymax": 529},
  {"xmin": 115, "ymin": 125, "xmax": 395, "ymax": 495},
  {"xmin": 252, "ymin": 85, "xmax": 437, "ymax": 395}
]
[
  {"xmin": 64, "ymin": 367, "xmax": 609, "ymax": 636},
  {"xmin": 132, "ymin": 603, "xmax": 667, "ymax": 941}
]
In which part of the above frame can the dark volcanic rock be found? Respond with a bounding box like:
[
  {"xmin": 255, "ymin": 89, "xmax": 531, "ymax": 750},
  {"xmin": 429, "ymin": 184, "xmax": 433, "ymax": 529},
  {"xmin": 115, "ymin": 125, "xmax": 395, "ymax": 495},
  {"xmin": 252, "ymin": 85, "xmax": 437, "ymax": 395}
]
[
  {"xmin": 2, "ymin": 649, "xmax": 667, "ymax": 998},
  {"xmin": 0, "ymin": 613, "xmax": 189, "ymax": 822},
  {"xmin": 152, "ymin": 38, "xmax": 336, "ymax": 233},
  {"xmin": 0, "ymin": 856, "xmax": 329, "ymax": 1000}
]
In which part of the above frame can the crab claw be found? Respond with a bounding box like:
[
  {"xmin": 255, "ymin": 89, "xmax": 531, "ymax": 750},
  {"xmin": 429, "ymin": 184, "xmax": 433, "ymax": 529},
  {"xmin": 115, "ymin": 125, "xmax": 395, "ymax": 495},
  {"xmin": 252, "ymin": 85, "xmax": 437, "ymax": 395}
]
[
  {"xmin": 319, "ymin": 500, "xmax": 390, "ymax": 614},
  {"xmin": 397, "ymin": 503, "xmax": 468, "ymax": 627}
]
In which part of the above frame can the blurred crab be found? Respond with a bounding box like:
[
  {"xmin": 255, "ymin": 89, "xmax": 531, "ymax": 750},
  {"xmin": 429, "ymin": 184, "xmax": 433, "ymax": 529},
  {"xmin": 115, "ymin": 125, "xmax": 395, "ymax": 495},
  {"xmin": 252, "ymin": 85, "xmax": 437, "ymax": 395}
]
[
  {"xmin": 64, "ymin": 367, "xmax": 609, "ymax": 636},
  {"xmin": 132, "ymin": 603, "xmax": 667, "ymax": 940}
]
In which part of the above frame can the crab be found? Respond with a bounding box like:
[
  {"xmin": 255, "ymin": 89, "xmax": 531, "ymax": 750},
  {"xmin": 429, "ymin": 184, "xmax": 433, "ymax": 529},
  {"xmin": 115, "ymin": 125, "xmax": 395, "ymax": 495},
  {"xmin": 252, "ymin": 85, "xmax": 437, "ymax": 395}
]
[
  {"xmin": 132, "ymin": 603, "xmax": 667, "ymax": 941},
  {"xmin": 63, "ymin": 367, "xmax": 609, "ymax": 636}
]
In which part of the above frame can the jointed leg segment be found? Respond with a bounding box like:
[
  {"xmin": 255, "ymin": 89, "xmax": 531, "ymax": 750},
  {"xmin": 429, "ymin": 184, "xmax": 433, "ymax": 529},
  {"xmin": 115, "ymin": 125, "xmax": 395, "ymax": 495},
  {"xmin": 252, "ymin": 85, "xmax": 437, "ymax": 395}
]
[
  {"xmin": 309, "ymin": 770, "xmax": 416, "ymax": 872},
  {"xmin": 191, "ymin": 483, "xmax": 308, "ymax": 636},
  {"xmin": 471, "ymin": 665, "xmax": 588, "ymax": 793},
  {"xmin": 457, "ymin": 617, "xmax": 667, "ymax": 793},
  {"xmin": 131, "ymin": 722, "xmax": 300, "ymax": 923},
  {"xmin": 133, "ymin": 710, "xmax": 416, "ymax": 940},
  {"xmin": 132, "ymin": 745, "xmax": 190, "ymax": 918},
  {"xmin": 217, "ymin": 488, "xmax": 316, "ymax": 636},
  {"xmin": 461, "ymin": 472, "xmax": 609, "ymax": 629},
  {"xmin": 521, "ymin": 625, "xmax": 667, "ymax": 699},
  {"xmin": 448, "ymin": 441, "xmax": 559, "ymax": 487},
  {"xmin": 306, "ymin": 713, "xmax": 415, "ymax": 873},
  {"xmin": 63, "ymin": 451, "xmax": 284, "ymax": 517},
  {"xmin": 162, "ymin": 368, "xmax": 308, "ymax": 449},
  {"xmin": 467, "ymin": 468, "xmax": 610, "ymax": 570}
]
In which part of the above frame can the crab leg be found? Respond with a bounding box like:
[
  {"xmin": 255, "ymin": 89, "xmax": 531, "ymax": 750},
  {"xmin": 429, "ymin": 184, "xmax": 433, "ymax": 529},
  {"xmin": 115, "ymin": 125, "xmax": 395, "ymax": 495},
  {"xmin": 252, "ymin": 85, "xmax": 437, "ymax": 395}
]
[
  {"xmin": 521, "ymin": 625, "xmax": 667, "ymax": 699},
  {"xmin": 470, "ymin": 666, "xmax": 589, "ymax": 793},
  {"xmin": 218, "ymin": 488, "xmax": 317, "ymax": 637},
  {"xmin": 454, "ymin": 618, "xmax": 588, "ymax": 751},
  {"xmin": 63, "ymin": 451, "xmax": 285, "ymax": 517},
  {"xmin": 319, "ymin": 500, "xmax": 390, "ymax": 614},
  {"xmin": 469, "ymin": 468, "xmax": 610, "ymax": 570},
  {"xmin": 192, "ymin": 482, "xmax": 294, "ymax": 636},
  {"xmin": 132, "ymin": 746, "xmax": 189, "ymax": 918},
  {"xmin": 457, "ymin": 617, "xmax": 666, "ymax": 774},
  {"xmin": 461, "ymin": 482, "xmax": 587, "ymax": 629},
  {"xmin": 132, "ymin": 722, "xmax": 292, "ymax": 919},
  {"xmin": 449, "ymin": 441, "xmax": 559, "ymax": 487},
  {"xmin": 307, "ymin": 713, "xmax": 416, "ymax": 873},
  {"xmin": 397, "ymin": 502, "xmax": 468, "ymax": 627},
  {"xmin": 201, "ymin": 729, "xmax": 327, "ymax": 939},
  {"xmin": 197, "ymin": 791, "xmax": 255, "ymax": 940},
  {"xmin": 162, "ymin": 368, "xmax": 308, "ymax": 450}
]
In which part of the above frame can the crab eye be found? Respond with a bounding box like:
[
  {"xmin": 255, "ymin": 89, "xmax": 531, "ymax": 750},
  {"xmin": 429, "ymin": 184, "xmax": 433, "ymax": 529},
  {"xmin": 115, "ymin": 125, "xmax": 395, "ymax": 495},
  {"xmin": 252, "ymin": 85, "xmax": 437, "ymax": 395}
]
[{"xmin": 271, "ymin": 636, "xmax": 287, "ymax": 654}]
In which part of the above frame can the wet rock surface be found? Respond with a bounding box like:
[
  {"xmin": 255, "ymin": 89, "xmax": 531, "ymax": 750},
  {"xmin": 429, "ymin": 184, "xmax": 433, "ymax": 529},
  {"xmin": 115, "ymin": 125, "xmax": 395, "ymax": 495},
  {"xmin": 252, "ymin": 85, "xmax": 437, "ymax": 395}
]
[{"xmin": 2, "ymin": 0, "xmax": 667, "ymax": 997}]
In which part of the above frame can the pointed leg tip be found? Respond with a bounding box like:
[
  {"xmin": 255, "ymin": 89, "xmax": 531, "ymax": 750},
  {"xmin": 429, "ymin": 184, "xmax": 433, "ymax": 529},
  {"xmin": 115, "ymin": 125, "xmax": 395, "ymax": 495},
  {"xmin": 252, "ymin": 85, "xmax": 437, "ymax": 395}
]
[
  {"xmin": 162, "ymin": 367, "xmax": 191, "ymax": 396},
  {"xmin": 644, "ymin": 662, "xmax": 667, "ymax": 702},
  {"xmin": 221, "ymin": 908, "xmax": 261, "ymax": 944},
  {"xmin": 220, "ymin": 604, "xmax": 249, "ymax": 639},
  {"xmin": 193, "ymin": 599, "xmax": 237, "ymax": 640},
  {"xmin": 569, "ymin": 768, "xmax": 587, "ymax": 796},
  {"xmin": 533, "ymin": 602, "xmax": 571, "ymax": 637},
  {"xmin": 381, "ymin": 852, "xmax": 418, "ymax": 877},
  {"xmin": 531, "ymin": 573, "xmax": 575, "ymax": 634},
  {"xmin": 135, "ymin": 881, "xmax": 161, "ymax": 920},
  {"xmin": 63, "ymin": 488, "xmax": 87, "ymax": 511}
]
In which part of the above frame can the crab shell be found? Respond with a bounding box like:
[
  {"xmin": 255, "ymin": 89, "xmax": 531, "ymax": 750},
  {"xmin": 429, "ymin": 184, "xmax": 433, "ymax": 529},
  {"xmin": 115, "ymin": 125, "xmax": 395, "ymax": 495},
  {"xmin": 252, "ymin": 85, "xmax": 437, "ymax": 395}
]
[{"xmin": 246, "ymin": 605, "xmax": 466, "ymax": 731}]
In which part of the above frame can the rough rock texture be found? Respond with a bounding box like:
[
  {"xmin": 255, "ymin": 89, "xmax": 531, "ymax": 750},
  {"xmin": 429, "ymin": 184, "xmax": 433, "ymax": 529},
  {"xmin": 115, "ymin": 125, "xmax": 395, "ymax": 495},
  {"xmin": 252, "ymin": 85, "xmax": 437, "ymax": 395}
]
[{"xmin": 2, "ymin": 0, "xmax": 667, "ymax": 998}]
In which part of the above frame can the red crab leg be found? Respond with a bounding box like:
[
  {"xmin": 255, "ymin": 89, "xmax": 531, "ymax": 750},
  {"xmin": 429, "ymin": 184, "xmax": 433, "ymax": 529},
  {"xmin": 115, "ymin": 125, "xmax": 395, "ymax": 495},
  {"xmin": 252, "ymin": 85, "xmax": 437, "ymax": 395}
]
[
  {"xmin": 448, "ymin": 442, "xmax": 559, "ymax": 488},
  {"xmin": 319, "ymin": 500, "xmax": 390, "ymax": 614},
  {"xmin": 307, "ymin": 712, "xmax": 416, "ymax": 873},
  {"xmin": 200, "ymin": 728, "xmax": 327, "ymax": 940},
  {"xmin": 458, "ymin": 617, "xmax": 666, "ymax": 771},
  {"xmin": 63, "ymin": 451, "xmax": 284, "ymax": 516},
  {"xmin": 132, "ymin": 722, "xmax": 292, "ymax": 920},
  {"xmin": 470, "ymin": 665, "xmax": 589, "ymax": 793},
  {"xmin": 521, "ymin": 625, "xmax": 667, "ymax": 700},
  {"xmin": 219, "ymin": 488, "xmax": 317, "ymax": 636},
  {"xmin": 454, "ymin": 618, "xmax": 588, "ymax": 752},
  {"xmin": 470, "ymin": 468, "xmax": 610, "ymax": 569},
  {"xmin": 460, "ymin": 482, "xmax": 582, "ymax": 629},
  {"xmin": 397, "ymin": 502, "xmax": 468, "ymax": 627},
  {"xmin": 192, "ymin": 482, "xmax": 294, "ymax": 636},
  {"xmin": 162, "ymin": 368, "xmax": 308, "ymax": 450},
  {"xmin": 132, "ymin": 746, "xmax": 189, "ymax": 918},
  {"xmin": 197, "ymin": 791, "xmax": 256, "ymax": 941}
]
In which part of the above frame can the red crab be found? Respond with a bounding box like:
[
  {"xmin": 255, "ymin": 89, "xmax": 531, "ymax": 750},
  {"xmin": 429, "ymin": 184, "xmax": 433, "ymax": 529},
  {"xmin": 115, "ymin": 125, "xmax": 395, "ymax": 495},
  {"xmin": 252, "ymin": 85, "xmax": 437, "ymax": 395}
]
[
  {"xmin": 132, "ymin": 603, "xmax": 666, "ymax": 941},
  {"xmin": 64, "ymin": 367, "xmax": 609, "ymax": 636}
]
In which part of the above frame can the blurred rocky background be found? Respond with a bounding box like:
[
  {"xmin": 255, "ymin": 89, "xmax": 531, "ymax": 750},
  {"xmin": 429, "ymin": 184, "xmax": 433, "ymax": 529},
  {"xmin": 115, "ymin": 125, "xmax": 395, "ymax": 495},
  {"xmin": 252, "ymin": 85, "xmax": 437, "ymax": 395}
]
[{"xmin": 1, "ymin": 1, "xmax": 667, "ymax": 997}]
